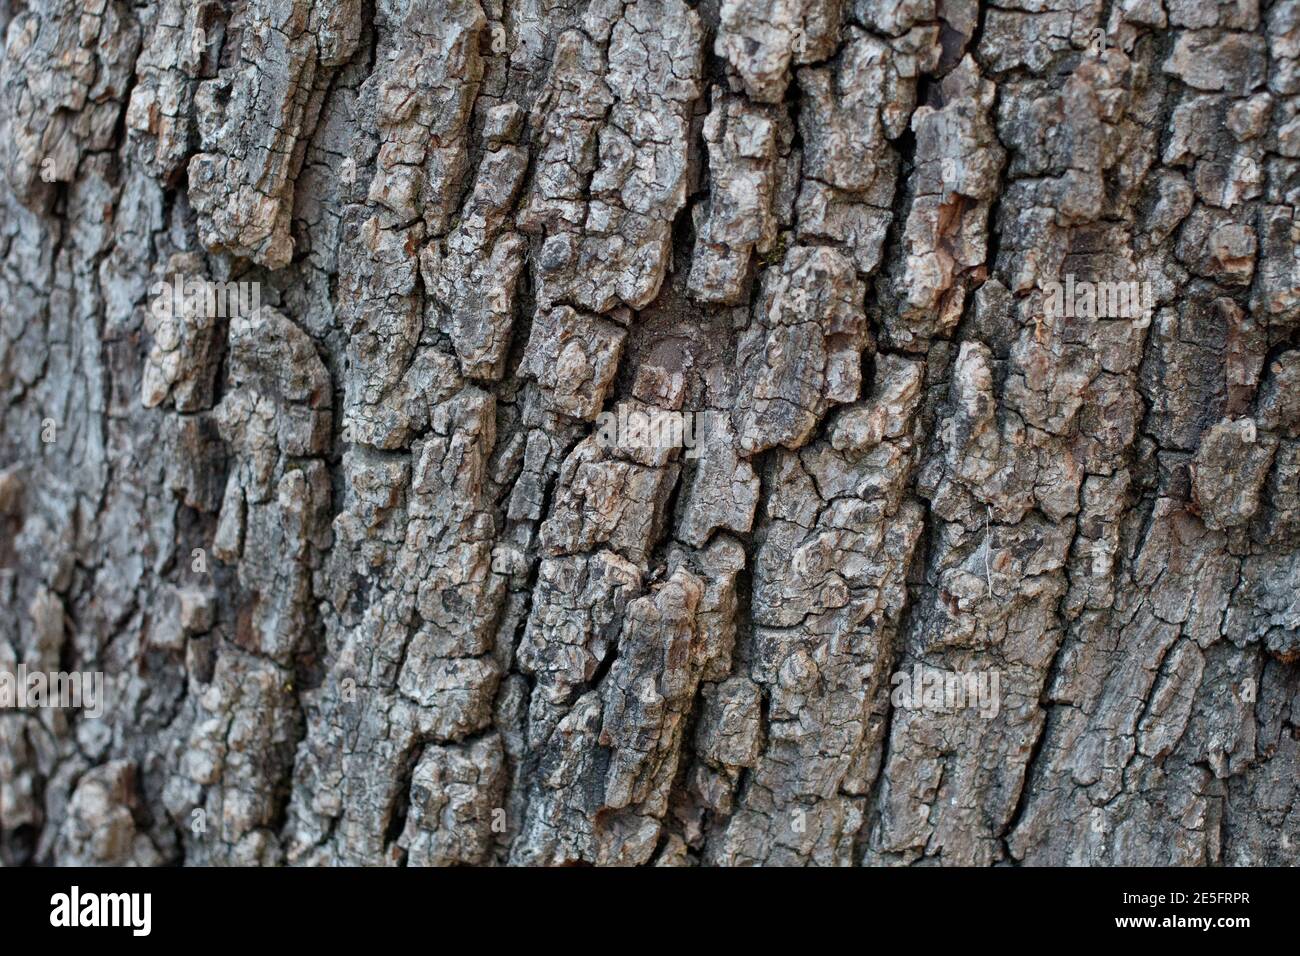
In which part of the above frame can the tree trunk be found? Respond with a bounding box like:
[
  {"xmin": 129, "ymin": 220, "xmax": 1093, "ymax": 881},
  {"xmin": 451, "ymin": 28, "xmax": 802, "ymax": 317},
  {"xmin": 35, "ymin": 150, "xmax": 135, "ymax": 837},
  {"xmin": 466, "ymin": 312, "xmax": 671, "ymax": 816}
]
[{"xmin": 1, "ymin": 0, "xmax": 1298, "ymax": 867}]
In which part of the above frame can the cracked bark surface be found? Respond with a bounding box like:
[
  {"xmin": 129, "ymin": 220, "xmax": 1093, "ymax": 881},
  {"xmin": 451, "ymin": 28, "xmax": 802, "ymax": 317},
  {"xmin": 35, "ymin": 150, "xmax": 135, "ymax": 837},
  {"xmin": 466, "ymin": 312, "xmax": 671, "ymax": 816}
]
[{"xmin": 2, "ymin": 0, "xmax": 1299, "ymax": 867}]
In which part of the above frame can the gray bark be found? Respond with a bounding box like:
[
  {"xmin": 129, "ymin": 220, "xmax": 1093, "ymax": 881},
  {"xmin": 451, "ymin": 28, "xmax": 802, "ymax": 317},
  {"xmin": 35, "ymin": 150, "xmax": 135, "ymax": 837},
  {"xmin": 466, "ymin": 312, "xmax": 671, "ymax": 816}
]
[{"xmin": 1, "ymin": 0, "xmax": 1299, "ymax": 866}]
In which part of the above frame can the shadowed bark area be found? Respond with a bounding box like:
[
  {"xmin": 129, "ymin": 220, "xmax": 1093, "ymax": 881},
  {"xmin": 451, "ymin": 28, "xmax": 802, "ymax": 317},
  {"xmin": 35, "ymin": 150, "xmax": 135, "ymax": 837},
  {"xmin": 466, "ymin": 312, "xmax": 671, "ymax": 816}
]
[{"xmin": 1, "ymin": 0, "xmax": 1298, "ymax": 866}]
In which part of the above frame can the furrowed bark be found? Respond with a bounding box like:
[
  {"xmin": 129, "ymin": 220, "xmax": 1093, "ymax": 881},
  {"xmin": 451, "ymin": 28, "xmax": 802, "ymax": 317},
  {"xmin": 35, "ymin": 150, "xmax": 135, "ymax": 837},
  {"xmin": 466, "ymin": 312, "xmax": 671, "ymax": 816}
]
[{"xmin": 1, "ymin": 0, "xmax": 1298, "ymax": 867}]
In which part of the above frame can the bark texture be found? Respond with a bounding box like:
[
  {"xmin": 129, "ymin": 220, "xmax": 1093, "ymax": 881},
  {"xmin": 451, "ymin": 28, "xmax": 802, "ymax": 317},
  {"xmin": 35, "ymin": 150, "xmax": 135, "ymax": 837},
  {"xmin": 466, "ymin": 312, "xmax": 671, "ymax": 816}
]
[{"xmin": 2, "ymin": 0, "xmax": 1299, "ymax": 867}]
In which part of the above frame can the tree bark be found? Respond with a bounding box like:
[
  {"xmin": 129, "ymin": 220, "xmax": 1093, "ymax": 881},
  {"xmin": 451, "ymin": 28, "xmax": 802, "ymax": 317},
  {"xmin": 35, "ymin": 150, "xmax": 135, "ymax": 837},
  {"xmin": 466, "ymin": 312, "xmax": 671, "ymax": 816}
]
[{"xmin": 1, "ymin": 0, "xmax": 1298, "ymax": 866}]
